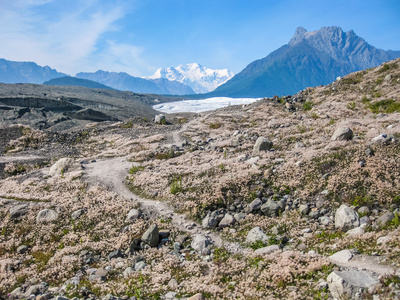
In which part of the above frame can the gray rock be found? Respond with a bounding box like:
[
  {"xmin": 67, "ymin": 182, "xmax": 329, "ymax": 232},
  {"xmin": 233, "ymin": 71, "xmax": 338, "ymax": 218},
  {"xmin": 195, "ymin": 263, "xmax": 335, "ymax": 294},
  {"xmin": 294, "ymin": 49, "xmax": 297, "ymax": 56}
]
[
  {"xmin": 202, "ymin": 214, "xmax": 218, "ymax": 229},
  {"xmin": 141, "ymin": 224, "xmax": 159, "ymax": 247},
  {"xmin": 309, "ymin": 210, "xmax": 320, "ymax": 219},
  {"xmin": 254, "ymin": 245, "xmax": 280, "ymax": 255},
  {"xmin": 154, "ymin": 114, "xmax": 166, "ymax": 124},
  {"xmin": 134, "ymin": 261, "xmax": 147, "ymax": 271},
  {"xmin": 36, "ymin": 209, "xmax": 58, "ymax": 223},
  {"xmin": 164, "ymin": 292, "xmax": 177, "ymax": 299},
  {"xmin": 376, "ymin": 211, "xmax": 395, "ymax": 227},
  {"xmin": 365, "ymin": 148, "xmax": 374, "ymax": 157},
  {"xmin": 248, "ymin": 198, "xmax": 263, "ymax": 212},
  {"xmin": 55, "ymin": 297, "xmax": 69, "ymax": 300},
  {"xmin": 331, "ymin": 127, "xmax": 353, "ymax": 141},
  {"xmin": 24, "ymin": 285, "xmax": 41, "ymax": 296},
  {"xmin": 71, "ymin": 209, "xmax": 85, "ymax": 220},
  {"xmin": 246, "ymin": 227, "xmax": 269, "ymax": 244},
  {"xmin": 359, "ymin": 216, "xmax": 371, "ymax": 226},
  {"xmin": 252, "ymin": 137, "xmax": 273, "ymax": 156},
  {"xmin": 329, "ymin": 250, "xmax": 353, "ymax": 263},
  {"xmin": 260, "ymin": 199, "xmax": 281, "ymax": 217},
  {"xmin": 358, "ymin": 206, "xmax": 370, "ymax": 215},
  {"xmin": 371, "ymin": 134, "xmax": 389, "ymax": 144},
  {"xmin": 327, "ymin": 270, "xmax": 379, "ymax": 299},
  {"xmin": 346, "ymin": 227, "xmax": 365, "ymax": 236},
  {"xmin": 335, "ymin": 205, "xmax": 360, "ymax": 231},
  {"xmin": 319, "ymin": 216, "xmax": 333, "ymax": 225},
  {"xmin": 49, "ymin": 157, "xmax": 75, "ymax": 177},
  {"xmin": 17, "ymin": 245, "xmax": 28, "ymax": 254},
  {"xmin": 168, "ymin": 278, "xmax": 179, "ymax": 290},
  {"xmin": 191, "ymin": 235, "xmax": 210, "ymax": 252},
  {"xmin": 126, "ymin": 209, "xmax": 140, "ymax": 222},
  {"xmin": 108, "ymin": 249, "xmax": 123, "ymax": 261},
  {"xmin": 10, "ymin": 204, "xmax": 29, "ymax": 220},
  {"xmin": 218, "ymin": 214, "xmax": 235, "ymax": 228},
  {"xmin": 233, "ymin": 212, "xmax": 246, "ymax": 222},
  {"xmin": 299, "ymin": 204, "xmax": 310, "ymax": 215}
]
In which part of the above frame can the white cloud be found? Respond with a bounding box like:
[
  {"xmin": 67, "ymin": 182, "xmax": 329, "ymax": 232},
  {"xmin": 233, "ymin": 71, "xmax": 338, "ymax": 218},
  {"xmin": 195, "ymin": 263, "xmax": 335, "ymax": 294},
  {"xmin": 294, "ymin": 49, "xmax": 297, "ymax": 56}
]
[{"xmin": 0, "ymin": 0, "xmax": 148, "ymax": 76}]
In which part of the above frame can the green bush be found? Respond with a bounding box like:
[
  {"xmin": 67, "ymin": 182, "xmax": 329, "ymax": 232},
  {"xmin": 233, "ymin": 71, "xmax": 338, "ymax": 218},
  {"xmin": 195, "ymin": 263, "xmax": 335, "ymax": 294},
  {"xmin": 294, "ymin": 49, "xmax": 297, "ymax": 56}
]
[
  {"xmin": 368, "ymin": 99, "xmax": 400, "ymax": 114},
  {"xmin": 303, "ymin": 101, "xmax": 314, "ymax": 111}
]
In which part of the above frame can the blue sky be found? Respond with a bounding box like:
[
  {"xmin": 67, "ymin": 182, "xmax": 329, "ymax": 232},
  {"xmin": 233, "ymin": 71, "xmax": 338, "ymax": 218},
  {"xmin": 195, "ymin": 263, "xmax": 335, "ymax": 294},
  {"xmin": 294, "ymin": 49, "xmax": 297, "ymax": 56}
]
[{"xmin": 0, "ymin": 0, "xmax": 399, "ymax": 76}]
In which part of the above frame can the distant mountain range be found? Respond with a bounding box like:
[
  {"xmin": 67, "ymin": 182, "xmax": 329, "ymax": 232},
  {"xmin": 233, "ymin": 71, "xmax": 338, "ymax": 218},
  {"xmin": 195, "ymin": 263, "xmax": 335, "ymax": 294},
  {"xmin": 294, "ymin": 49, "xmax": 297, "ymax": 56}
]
[
  {"xmin": 211, "ymin": 26, "xmax": 400, "ymax": 98},
  {"xmin": 1, "ymin": 26, "xmax": 399, "ymax": 98},
  {"xmin": 76, "ymin": 70, "xmax": 195, "ymax": 95},
  {"xmin": 43, "ymin": 76, "xmax": 114, "ymax": 90},
  {"xmin": 0, "ymin": 58, "xmax": 65, "ymax": 84},
  {"xmin": 145, "ymin": 63, "xmax": 234, "ymax": 94}
]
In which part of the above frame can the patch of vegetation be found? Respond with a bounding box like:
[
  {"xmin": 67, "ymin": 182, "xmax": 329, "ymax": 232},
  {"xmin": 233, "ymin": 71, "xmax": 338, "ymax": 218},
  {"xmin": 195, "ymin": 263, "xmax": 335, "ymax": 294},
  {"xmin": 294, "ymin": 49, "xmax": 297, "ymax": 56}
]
[
  {"xmin": 129, "ymin": 165, "xmax": 144, "ymax": 174},
  {"xmin": 209, "ymin": 122, "xmax": 222, "ymax": 129},
  {"xmin": 346, "ymin": 101, "xmax": 356, "ymax": 110},
  {"xmin": 170, "ymin": 175, "xmax": 183, "ymax": 195},
  {"xmin": 376, "ymin": 77, "xmax": 384, "ymax": 85},
  {"xmin": 5, "ymin": 164, "xmax": 26, "ymax": 177},
  {"xmin": 31, "ymin": 250, "xmax": 54, "ymax": 271},
  {"xmin": 213, "ymin": 247, "xmax": 230, "ymax": 263},
  {"xmin": 120, "ymin": 121, "xmax": 133, "ymax": 128},
  {"xmin": 379, "ymin": 63, "xmax": 398, "ymax": 73},
  {"xmin": 368, "ymin": 99, "xmax": 400, "ymax": 114},
  {"xmin": 302, "ymin": 101, "xmax": 313, "ymax": 111}
]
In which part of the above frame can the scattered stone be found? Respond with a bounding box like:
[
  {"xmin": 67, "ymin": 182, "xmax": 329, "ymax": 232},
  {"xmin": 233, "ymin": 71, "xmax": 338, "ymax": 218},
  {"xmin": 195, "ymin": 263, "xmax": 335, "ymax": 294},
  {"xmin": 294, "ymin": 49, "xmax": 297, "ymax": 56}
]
[
  {"xmin": 365, "ymin": 148, "xmax": 374, "ymax": 156},
  {"xmin": 377, "ymin": 236, "xmax": 391, "ymax": 244},
  {"xmin": 359, "ymin": 216, "xmax": 371, "ymax": 226},
  {"xmin": 168, "ymin": 278, "xmax": 178, "ymax": 290},
  {"xmin": 254, "ymin": 245, "xmax": 280, "ymax": 255},
  {"xmin": 191, "ymin": 235, "xmax": 210, "ymax": 252},
  {"xmin": 246, "ymin": 227, "xmax": 269, "ymax": 244},
  {"xmin": 134, "ymin": 261, "xmax": 147, "ymax": 271},
  {"xmin": 327, "ymin": 270, "xmax": 380, "ymax": 299},
  {"xmin": 17, "ymin": 245, "xmax": 28, "ymax": 254},
  {"xmin": 187, "ymin": 293, "xmax": 205, "ymax": 300},
  {"xmin": 233, "ymin": 212, "xmax": 246, "ymax": 222},
  {"xmin": 309, "ymin": 210, "xmax": 320, "ymax": 219},
  {"xmin": 10, "ymin": 204, "xmax": 29, "ymax": 220},
  {"xmin": 71, "ymin": 209, "xmax": 85, "ymax": 220},
  {"xmin": 331, "ymin": 127, "xmax": 353, "ymax": 141},
  {"xmin": 371, "ymin": 134, "xmax": 389, "ymax": 144},
  {"xmin": 164, "ymin": 291, "xmax": 177, "ymax": 299},
  {"xmin": 260, "ymin": 199, "xmax": 281, "ymax": 217},
  {"xmin": 36, "ymin": 209, "xmax": 58, "ymax": 223},
  {"xmin": 108, "ymin": 249, "xmax": 123, "ymax": 261},
  {"xmin": 126, "ymin": 209, "xmax": 140, "ymax": 222},
  {"xmin": 358, "ymin": 206, "xmax": 370, "ymax": 215},
  {"xmin": 335, "ymin": 205, "xmax": 360, "ymax": 231},
  {"xmin": 49, "ymin": 157, "xmax": 75, "ymax": 177},
  {"xmin": 202, "ymin": 214, "xmax": 218, "ymax": 229},
  {"xmin": 252, "ymin": 137, "xmax": 273, "ymax": 156},
  {"xmin": 346, "ymin": 227, "xmax": 365, "ymax": 236},
  {"xmin": 141, "ymin": 224, "xmax": 159, "ymax": 247},
  {"xmin": 376, "ymin": 211, "xmax": 395, "ymax": 227},
  {"xmin": 319, "ymin": 216, "xmax": 333, "ymax": 225},
  {"xmin": 159, "ymin": 230, "xmax": 170, "ymax": 239},
  {"xmin": 218, "ymin": 214, "xmax": 235, "ymax": 228},
  {"xmin": 154, "ymin": 114, "xmax": 166, "ymax": 124},
  {"xmin": 329, "ymin": 249, "xmax": 353, "ymax": 263},
  {"xmin": 299, "ymin": 204, "xmax": 310, "ymax": 215},
  {"xmin": 248, "ymin": 198, "xmax": 263, "ymax": 212}
]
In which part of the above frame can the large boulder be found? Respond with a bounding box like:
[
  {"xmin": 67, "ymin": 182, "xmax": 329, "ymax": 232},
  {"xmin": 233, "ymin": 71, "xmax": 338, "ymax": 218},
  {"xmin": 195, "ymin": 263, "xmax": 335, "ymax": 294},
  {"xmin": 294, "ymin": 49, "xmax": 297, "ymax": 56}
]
[
  {"xmin": 141, "ymin": 224, "xmax": 159, "ymax": 247},
  {"xmin": 376, "ymin": 211, "xmax": 395, "ymax": 227},
  {"xmin": 260, "ymin": 199, "xmax": 281, "ymax": 217},
  {"xmin": 335, "ymin": 205, "xmax": 359, "ymax": 231},
  {"xmin": 331, "ymin": 127, "xmax": 353, "ymax": 141},
  {"xmin": 154, "ymin": 114, "xmax": 166, "ymax": 124},
  {"xmin": 246, "ymin": 227, "xmax": 269, "ymax": 244},
  {"xmin": 202, "ymin": 214, "xmax": 218, "ymax": 229},
  {"xmin": 10, "ymin": 204, "xmax": 29, "ymax": 220},
  {"xmin": 252, "ymin": 137, "xmax": 273, "ymax": 156},
  {"xmin": 218, "ymin": 214, "xmax": 235, "ymax": 228},
  {"xmin": 191, "ymin": 235, "xmax": 210, "ymax": 252},
  {"xmin": 126, "ymin": 208, "xmax": 141, "ymax": 222},
  {"xmin": 247, "ymin": 198, "xmax": 263, "ymax": 212},
  {"xmin": 49, "ymin": 158, "xmax": 76, "ymax": 177},
  {"xmin": 36, "ymin": 209, "xmax": 58, "ymax": 223},
  {"xmin": 327, "ymin": 270, "xmax": 379, "ymax": 299}
]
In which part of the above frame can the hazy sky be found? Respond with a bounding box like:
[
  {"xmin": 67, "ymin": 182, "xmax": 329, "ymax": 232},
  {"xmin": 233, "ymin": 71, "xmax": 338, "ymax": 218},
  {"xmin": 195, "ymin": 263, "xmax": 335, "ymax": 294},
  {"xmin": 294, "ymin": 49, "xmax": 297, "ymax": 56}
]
[{"xmin": 0, "ymin": 0, "xmax": 399, "ymax": 76}]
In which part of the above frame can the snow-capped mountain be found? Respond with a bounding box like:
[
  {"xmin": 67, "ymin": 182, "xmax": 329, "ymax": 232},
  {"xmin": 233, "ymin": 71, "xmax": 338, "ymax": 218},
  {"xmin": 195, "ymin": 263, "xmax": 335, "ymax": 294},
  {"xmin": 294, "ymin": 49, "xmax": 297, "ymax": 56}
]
[{"xmin": 146, "ymin": 63, "xmax": 234, "ymax": 94}]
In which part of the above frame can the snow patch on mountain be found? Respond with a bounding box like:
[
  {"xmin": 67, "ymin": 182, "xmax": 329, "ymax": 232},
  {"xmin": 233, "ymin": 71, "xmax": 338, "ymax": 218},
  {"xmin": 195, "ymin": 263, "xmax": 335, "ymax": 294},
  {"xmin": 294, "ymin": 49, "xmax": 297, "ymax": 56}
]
[{"xmin": 146, "ymin": 63, "xmax": 234, "ymax": 94}]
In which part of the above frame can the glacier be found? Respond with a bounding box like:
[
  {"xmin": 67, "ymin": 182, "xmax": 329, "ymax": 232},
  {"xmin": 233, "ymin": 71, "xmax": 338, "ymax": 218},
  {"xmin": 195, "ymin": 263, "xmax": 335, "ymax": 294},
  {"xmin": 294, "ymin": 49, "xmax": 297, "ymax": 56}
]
[{"xmin": 153, "ymin": 97, "xmax": 261, "ymax": 113}]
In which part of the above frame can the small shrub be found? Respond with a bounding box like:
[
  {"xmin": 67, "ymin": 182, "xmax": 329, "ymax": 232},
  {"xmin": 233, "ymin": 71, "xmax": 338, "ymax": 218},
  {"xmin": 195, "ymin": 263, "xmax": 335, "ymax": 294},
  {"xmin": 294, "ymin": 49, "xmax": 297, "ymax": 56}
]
[
  {"xmin": 209, "ymin": 123, "xmax": 222, "ymax": 129},
  {"xmin": 376, "ymin": 77, "xmax": 384, "ymax": 85},
  {"xmin": 303, "ymin": 102, "xmax": 313, "ymax": 111},
  {"xmin": 250, "ymin": 240, "xmax": 267, "ymax": 250},
  {"xmin": 346, "ymin": 102, "xmax": 356, "ymax": 110},
  {"xmin": 170, "ymin": 176, "xmax": 183, "ymax": 194},
  {"xmin": 129, "ymin": 165, "xmax": 144, "ymax": 174}
]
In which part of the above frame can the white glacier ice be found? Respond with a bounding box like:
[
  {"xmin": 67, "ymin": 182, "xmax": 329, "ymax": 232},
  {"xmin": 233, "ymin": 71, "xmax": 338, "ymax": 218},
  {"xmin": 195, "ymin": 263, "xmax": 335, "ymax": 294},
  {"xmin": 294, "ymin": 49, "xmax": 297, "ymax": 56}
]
[{"xmin": 153, "ymin": 97, "xmax": 261, "ymax": 113}]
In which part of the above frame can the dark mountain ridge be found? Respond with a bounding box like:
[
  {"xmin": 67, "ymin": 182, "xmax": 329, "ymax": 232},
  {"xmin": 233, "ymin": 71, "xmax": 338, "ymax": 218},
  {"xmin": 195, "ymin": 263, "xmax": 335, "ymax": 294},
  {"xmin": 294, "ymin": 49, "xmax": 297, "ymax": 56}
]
[{"xmin": 211, "ymin": 26, "xmax": 400, "ymax": 98}]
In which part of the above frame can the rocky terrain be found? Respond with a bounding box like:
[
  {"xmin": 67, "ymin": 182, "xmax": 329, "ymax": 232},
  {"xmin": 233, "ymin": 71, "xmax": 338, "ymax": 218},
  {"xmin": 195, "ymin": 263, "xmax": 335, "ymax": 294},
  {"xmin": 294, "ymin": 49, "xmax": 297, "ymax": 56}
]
[
  {"xmin": 0, "ymin": 58, "xmax": 400, "ymax": 299},
  {"xmin": 0, "ymin": 83, "xmax": 182, "ymax": 131}
]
